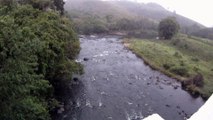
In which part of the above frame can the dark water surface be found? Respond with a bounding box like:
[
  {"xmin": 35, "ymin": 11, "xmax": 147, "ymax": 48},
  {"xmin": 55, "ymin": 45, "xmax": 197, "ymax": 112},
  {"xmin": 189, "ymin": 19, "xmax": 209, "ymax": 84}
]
[{"xmin": 56, "ymin": 35, "xmax": 204, "ymax": 120}]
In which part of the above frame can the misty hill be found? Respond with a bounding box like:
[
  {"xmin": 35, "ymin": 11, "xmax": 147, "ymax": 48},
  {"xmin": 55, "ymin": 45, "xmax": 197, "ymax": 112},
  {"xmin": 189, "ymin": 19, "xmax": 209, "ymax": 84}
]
[
  {"xmin": 65, "ymin": 0, "xmax": 135, "ymax": 19},
  {"xmin": 65, "ymin": 0, "xmax": 205, "ymax": 36},
  {"xmin": 191, "ymin": 28, "xmax": 213, "ymax": 40},
  {"xmin": 112, "ymin": 1, "xmax": 203, "ymax": 28}
]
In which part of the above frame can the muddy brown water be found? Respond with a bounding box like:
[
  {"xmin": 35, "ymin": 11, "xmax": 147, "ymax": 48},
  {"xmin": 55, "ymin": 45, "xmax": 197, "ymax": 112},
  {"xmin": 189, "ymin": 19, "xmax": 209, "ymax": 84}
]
[{"xmin": 55, "ymin": 35, "xmax": 204, "ymax": 120}]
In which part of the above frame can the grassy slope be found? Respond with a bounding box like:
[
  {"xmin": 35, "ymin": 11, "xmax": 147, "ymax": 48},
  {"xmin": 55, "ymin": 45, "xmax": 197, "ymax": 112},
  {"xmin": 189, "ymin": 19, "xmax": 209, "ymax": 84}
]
[{"xmin": 126, "ymin": 35, "xmax": 213, "ymax": 98}]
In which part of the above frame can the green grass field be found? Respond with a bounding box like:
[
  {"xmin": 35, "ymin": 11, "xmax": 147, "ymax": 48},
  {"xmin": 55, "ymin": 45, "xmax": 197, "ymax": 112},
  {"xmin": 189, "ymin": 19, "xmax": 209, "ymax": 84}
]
[{"xmin": 126, "ymin": 35, "xmax": 213, "ymax": 98}]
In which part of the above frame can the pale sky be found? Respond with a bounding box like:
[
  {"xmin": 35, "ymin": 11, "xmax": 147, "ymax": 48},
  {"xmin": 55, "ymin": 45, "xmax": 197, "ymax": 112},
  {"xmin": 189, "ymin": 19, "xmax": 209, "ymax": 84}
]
[{"xmin": 134, "ymin": 0, "xmax": 213, "ymax": 27}]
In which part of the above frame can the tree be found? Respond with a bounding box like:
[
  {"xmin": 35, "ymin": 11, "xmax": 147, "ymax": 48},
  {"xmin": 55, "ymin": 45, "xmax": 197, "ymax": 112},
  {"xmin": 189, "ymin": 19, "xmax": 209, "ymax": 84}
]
[
  {"xmin": 53, "ymin": 0, "xmax": 64, "ymax": 15},
  {"xmin": 158, "ymin": 17, "xmax": 180, "ymax": 39},
  {"xmin": 17, "ymin": 0, "xmax": 65, "ymax": 14}
]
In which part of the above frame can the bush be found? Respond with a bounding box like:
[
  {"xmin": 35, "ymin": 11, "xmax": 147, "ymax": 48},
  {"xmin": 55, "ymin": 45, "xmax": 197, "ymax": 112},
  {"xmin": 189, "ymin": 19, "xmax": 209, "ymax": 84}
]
[
  {"xmin": 192, "ymin": 73, "xmax": 204, "ymax": 87},
  {"xmin": 184, "ymin": 44, "xmax": 188, "ymax": 49},
  {"xmin": 179, "ymin": 60, "xmax": 185, "ymax": 66},
  {"xmin": 172, "ymin": 38, "xmax": 180, "ymax": 46},
  {"xmin": 173, "ymin": 51, "xmax": 182, "ymax": 58},
  {"xmin": 163, "ymin": 63, "xmax": 174, "ymax": 70},
  {"xmin": 182, "ymin": 73, "xmax": 204, "ymax": 90},
  {"xmin": 170, "ymin": 66, "xmax": 189, "ymax": 76},
  {"xmin": 191, "ymin": 57, "xmax": 199, "ymax": 62},
  {"xmin": 193, "ymin": 67, "xmax": 200, "ymax": 72}
]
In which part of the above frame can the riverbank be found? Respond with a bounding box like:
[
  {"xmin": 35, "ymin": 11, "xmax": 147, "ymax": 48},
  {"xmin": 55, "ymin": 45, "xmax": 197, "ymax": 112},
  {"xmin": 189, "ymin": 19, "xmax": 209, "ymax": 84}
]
[{"xmin": 124, "ymin": 35, "xmax": 213, "ymax": 100}]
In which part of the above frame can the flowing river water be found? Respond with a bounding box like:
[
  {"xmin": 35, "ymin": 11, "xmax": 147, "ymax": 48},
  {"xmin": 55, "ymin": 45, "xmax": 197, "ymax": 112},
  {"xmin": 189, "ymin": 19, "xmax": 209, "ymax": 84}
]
[{"xmin": 56, "ymin": 35, "xmax": 204, "ymax": 120}]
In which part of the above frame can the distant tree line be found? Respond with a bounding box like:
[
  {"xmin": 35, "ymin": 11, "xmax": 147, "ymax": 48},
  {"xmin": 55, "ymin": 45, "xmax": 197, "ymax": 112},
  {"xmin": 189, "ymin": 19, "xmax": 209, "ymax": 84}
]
[
  {"xmin": 72, "ymin": 13, "xmax": 182, "ymax": 40},
  {"xmin": 191, "ymin": 28, "xmax": 213, "ymax": 40},
  {"xmin": 70, "ymin": 11, "xmax": 158, "ymax": 38}
]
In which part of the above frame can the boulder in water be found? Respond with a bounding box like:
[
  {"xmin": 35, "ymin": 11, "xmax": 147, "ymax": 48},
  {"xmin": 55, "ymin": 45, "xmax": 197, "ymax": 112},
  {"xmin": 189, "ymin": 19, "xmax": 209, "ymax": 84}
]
[{"xmin": 83, "ymin": 58, "xmax": 89, "ymax": 61}]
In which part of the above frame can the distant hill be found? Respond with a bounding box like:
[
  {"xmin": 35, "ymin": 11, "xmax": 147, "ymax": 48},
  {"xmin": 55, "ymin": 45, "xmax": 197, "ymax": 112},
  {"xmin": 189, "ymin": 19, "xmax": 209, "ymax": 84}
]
[
  {"xmin": 65, "ymin": 0, "xmax": 205, "ymax": 35},
  {"xmin": 191, "ymin": 28, "xmax": 213, "ymax": 40},
  {"xmin": 65, "ymin": 0, "xmax": 136, "ymax": 20},
  {"xmin": 111, "ymin": 1, "xmax": 204, "ymax": 27}
]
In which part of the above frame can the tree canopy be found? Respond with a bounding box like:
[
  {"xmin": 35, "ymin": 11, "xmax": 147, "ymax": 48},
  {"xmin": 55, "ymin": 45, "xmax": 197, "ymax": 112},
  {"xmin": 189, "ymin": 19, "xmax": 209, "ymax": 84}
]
[
  {"xmin": 158, "ymin": 17, "xmax": 180, "ymax": 39},
  {"xmin": 0, "ymin": 1, "xmax": 81, "ymax": 119}
]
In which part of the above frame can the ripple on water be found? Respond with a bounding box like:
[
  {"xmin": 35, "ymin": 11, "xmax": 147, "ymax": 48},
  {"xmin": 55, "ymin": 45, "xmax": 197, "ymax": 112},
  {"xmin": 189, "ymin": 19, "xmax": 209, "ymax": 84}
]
[
  {"xmin": 99, "ymin": 98, "xmax": 103, "ymax": 107},
  {"xmin": 76, "ymin": 98, "xmax": 81, "ymax": 108},
  {"xmin": 126, "ymin": 110, "xmax": 144, "ymax": 120},
  {"xmin": 91, "ymin": 76, "xmax": 96, "ymax": 81},
  {"xmin": 86, "ymin": 99, "xmax": 92, "ymax": 108}
]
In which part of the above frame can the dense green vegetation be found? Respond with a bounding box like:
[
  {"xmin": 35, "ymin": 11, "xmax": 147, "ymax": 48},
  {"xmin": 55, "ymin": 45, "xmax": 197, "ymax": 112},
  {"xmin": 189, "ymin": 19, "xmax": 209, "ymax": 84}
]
[
  {"xmin": 65, "ymin": 0, "xmax": 204, "ymax": 37},
  {"xmin": 158, "ymin": 17, "xmax": 180, "ymax": 39},
  {"xmin": 126, "ymin": 35, "xmax": 213, "ymax": 98},
  {"xmin": 0, "ymin": 0, "xmax": 82, "ymax": 119}
]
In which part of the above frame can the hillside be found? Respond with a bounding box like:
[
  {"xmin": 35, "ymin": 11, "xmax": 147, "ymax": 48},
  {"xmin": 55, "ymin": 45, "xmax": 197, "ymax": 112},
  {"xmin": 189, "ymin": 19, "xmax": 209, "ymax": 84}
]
[
  {"xmin": 108, "ymin": 1, "xmax": 202, "ymax": 27},
  {"xmin": 65, "ymin": 0, "xmax": 205, "ymax": 35},
  {"xmin": 65, "ymin": 0, "xmax": 135, "ymax": 19},
  {"xmin": 192, "ymin": 28, "xmax": 213, "ymax": 40}
]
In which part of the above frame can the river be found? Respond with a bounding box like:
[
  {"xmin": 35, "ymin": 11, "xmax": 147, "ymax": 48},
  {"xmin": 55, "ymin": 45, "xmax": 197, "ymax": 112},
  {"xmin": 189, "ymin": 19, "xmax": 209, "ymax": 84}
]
[{"xmin": 55, "ymin": 35, "xmax": 204, "ymax": 120}]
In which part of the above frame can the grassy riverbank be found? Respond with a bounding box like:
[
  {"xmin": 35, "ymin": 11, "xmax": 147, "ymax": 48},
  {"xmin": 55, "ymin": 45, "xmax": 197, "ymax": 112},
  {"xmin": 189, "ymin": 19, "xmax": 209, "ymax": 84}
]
[{"xmin": 125, "ymin": 35, "xmax": 213, "ymax": 99}]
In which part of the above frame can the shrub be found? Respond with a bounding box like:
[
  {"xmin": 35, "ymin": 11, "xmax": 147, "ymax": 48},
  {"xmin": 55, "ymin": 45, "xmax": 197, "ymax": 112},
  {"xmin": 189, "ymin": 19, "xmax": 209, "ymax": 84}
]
[
  {"xmin": 179, "ymin": 60, "xmax": 185, "ymax": 66},
  {"xmin": 184, "ymin": 44, "xmax": 188, "ymax": 49},
  {"xmin": 192, "ymin": 73, "xmax": 204, "ymax": 87},
  {"xmin": 172, "ymin": 38, "xmax": 180, "ymax": 46},
  {"xmin": 193, "ymin": 67, "xmax": 200, "ymax": 72},
  {"xmin": 170, "ymin": 66, "xmax": 189, "ymax": 76},
  {"xmin": 163, "ymin": 63, "xmax": 174, "ymax": 70},
  {"xmin": 182, "ymin": 73, "xmax": 204, "ymax": 89},
  {"xmin": 173, "ymin": 51, "xmax": 182, "ymax": 58},
  {"xmin": 191, "ymin": 57, "xmax": 199, "ymax": 62}
]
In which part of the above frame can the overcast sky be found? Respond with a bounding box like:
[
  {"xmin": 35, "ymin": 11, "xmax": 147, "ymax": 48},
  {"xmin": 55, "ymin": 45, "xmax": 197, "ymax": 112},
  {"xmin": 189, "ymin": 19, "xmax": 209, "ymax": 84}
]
[
  {"xmin": 132, "ymin": 0, "xmax": 212, "ymax": 27},
  {"xmin": 68, "ymin": 0, "xmax": 212, "ymax": 27}
]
